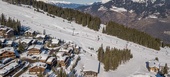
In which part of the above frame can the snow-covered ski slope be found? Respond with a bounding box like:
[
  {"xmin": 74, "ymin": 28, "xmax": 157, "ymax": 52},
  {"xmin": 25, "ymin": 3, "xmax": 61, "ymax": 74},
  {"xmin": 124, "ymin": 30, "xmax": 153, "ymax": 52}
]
[{"xmin": 0, "ymin": 0, "xmax": 170, "ymax": 77}]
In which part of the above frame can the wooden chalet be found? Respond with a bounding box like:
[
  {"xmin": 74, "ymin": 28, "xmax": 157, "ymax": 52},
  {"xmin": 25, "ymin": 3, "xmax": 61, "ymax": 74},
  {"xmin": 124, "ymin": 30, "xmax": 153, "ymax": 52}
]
[
  {"xmin": 0, "ymin": 47, "xmax": 16, "ymax": 59},
  {"xmin": 83, "ymin": 60, "xmax": 99, "ymax": 77},
  {"xmin": 27, "ymin": 45, "xmax": 43, "ymax": 55},
  {"xmin": 0, "ymin": 26, "xmax": 14, "ymax": 38},
  {"xmin": 29, "ymin": 62, "xmax": 47, "ymax": 75},
  {"xmin": 46, "ymin": 57, "xmax": 57, "ymax": 66},
  {"xmin": 147, "ymin": 59, "xmax": 160, "ymax": 73}
]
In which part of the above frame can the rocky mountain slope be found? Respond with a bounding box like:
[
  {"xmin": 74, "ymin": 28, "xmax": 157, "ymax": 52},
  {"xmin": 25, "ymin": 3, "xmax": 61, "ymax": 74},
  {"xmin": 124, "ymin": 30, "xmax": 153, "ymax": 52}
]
[{"xmin": 77, "ymin": 0, "xmax": 170, "ymax": 44}]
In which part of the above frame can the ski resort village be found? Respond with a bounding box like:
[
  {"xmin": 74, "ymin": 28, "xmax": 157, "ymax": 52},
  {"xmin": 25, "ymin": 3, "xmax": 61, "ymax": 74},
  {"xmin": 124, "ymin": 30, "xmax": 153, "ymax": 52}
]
[{"xmin": 0, "ymin": 0, "xmax": 170, "ymax": 77}]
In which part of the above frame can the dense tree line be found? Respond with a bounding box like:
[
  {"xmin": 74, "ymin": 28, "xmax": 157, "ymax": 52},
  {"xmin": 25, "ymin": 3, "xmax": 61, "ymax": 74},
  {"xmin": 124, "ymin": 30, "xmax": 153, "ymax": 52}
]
[
  {"xmin": 4, "ymin": 0, "xmax": 101, "ymax": 31},
  {"xmin": 98, "ymin": 45, "xmax": 133, "ymax": 71},
  {"xmin": 103, "ymin": 21, "xmax": 161, "ymax": 50},
  {"xmin": 0, "ymin": 13, "xmax": 21, "ymax": 34}
]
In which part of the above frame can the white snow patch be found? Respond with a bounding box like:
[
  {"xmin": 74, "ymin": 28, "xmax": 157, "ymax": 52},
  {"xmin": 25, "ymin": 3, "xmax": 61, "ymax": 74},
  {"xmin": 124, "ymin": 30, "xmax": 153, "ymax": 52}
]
[
  {"xmin": 98, "ymin": 5, "xmax": 108, "ymax": 11},
  {"xmin": 110, "ymin": 6, "xmax": 127, "ymax": 13},
  {"xmin": 148, "ymin": 15, "xmax": 158, "ymax": 19},
  {"xmin": 132, "ymin": 0, "xmax": 156, "ymax": 3},
  {"xmin": 101, "ymin": 0, "xmax": 111, "ymax": 4}
]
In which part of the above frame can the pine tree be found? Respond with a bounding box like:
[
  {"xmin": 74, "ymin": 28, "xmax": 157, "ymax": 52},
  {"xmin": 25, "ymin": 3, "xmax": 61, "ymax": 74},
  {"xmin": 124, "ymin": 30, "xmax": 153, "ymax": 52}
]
[
  {"xmin": 98, "ymin": 44, "xmax": 104, "ymax": 62},
  {"xmin": 18, "ymin": 42, "xmax": 25, "ymax": 53},
  {"xmin": 163, "ymin": 63, "xmax": 168, "ymax": 74}
]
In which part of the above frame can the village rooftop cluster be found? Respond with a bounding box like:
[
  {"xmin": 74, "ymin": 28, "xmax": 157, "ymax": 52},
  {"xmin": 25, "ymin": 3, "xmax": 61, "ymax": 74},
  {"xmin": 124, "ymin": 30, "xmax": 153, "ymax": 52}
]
[{"xmin": 0, "ymin": 25, "xmax": 89, "ymax": 77}]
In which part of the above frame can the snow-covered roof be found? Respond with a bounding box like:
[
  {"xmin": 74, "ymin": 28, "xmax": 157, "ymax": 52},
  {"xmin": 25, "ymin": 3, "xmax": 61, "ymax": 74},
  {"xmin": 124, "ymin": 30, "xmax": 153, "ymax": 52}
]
[
  {"xmin": 0, "ymin": 62, "xmax": 18, "ymax": 75},
  {"xmin": 52, "ymin": 39, "xmax": 59, "ymax": 44},
  {"xmin": 36, "ymin": 34, "xmax": 46, "ymax": 39},
  {"xmin": 39, "ymin": 54, "xmax": 49, "ymax": 61},
  {"xmin": 0, "ymin": 27, "xmax": 8, "ymax": 31},
  {"xmin": 14, "ymin": 39, "xmax": 20, "ymax": 43},
  {"xmin": 25, "ymin": 29, "xmax": 35, "ymax": 33},
  {"xmin": 56, "ymin": 52, "xmax": 64, "ymax": 57},
  {"xmin": 30, "ymin": 62, "xmax": 47, "ymax": 68},
  {"xmin": 21, "ymin": 39, "xmax": 33, "ymax": 44},
  {"xmin": 6, "ymin": 62, "xmax": 18, "ymax": 68},
  {"xmin": 19, "ymin": 74, "xmax": 38, "ymax": 77},
  {"xmin": 1, "ymin": 58, "xmax": 12, "ymax": 64},
  {"xmin": 28, "ymin": 45, "xmax": 43, "ymax": 50},
  {"xmin": 83, "ymin": 59, "xmax": 99, "ymax": 73},
  {"xmin": 56, "ymin": 52, "xmax": 67, "ymax": 61},
  {"xmin": 34, "ymin": 45, "xmax": 43, "ymax": 49},
  {"xmin": 41, "ymin": 50, "xmax": 49, "ymax": 54},
  {"xmin": 148, "ymin": 60, "xmax": 160, "ymax": 68},
  {"xmin": 0, "ymin": 47, "xmax": 14, "ymax": 54},
  {"xmin": 0, "ymin": 38, "xmax": 5, "ymax": 42},
  {"xmin": 5, "ymin": 29, "xmax": 13, "ymax": 34},
  {"xmin": 0, "ymin": 69, "xmax": 7, "ymax": 75},
  {"xmin": 6, "ymin": 40, "xmax": 13, "ymax": 45},
  {"xmin": 0, "ymin": 64, "xmax": 5, "ymax": 68},
  {"xmin": 46, "ymin": 57, "xmax": 55, "ymax": 63},
  {"xmin": 31, "ymin": 39, "xmax": 37, "ymax": 43},
  {"xmin": 59, "ymin": 47, "xmax": 70, "ymax": 53}
]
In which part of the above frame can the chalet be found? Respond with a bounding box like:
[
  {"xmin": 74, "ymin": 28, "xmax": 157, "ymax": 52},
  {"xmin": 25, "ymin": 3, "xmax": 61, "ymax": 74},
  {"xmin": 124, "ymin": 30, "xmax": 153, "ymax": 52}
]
[
  {"xmin": 4, "ymin": 29, "xmax": 14, "ymax": 38},
  {"xmin": 36, "ymin": 34, "xmax": 46, "ymax": 40},
  {"xmin": 59, "ymin": 47, "xmax": 73, "ymax": 56},
  {"xmin": 39, "ymin": 54, "xmax": 49, "ymax": 63},
  {"xmin": 24, "ymin": 30, "xmax": 36, "ymax": 36},
  {"xmin": 0, "ymin": 61, "xmax": 19, "ymax": 77},
  {"xmin": 51, "ymin": 39, "xmax": 59, "ymax": 46},
  {"xmin": 147, "ymin": 60, "xmax": 160, "ymax": 73},
  {"xmin": 0, "ymin": 26, "xmax": 14, "ymax": 38},
  {"xmin": 20, "ymin": 38, "xmax": 33, "ymax": 47},
  {"xmin": 83, "ymin": 60, "xmax": 99, "ymax": 77},
  {"xmin": 0, "ymin": 38, "xmax": 6, "ymax": 43},
  {"xmin": 74, "ymin": 45, "xmax": 81, "ymax": 54},
  {"xmin": 29, "ymin": 62, "xmax": 47, "ymax": 75},
  {"xmin": 0, "ymin": 47, "xmax": 16, "ymax": 59},
  {"xmin": 56, "ymin": 52, "xmax": 70, "ymax": 68},
  {"xmin": 27, "ymin": 45, "xmax": 43, "ymax": 55},
  {"xmin": 5, "ymin": 40, "xmax": 14, "ymax": 47},
  {"xmin": 1, "ymin": 58, "xmax": 13, "ymax": 64},
  {"xmin": 38, "ymin": 40, "xmax": 44, "ymax": 45},
  {"xmin": 31, "ymin": 39, "xmax": 37, "ymax": 45},
  {"xmin": 0, "ymin": 38, "xmax": 6, "ymax": 47},
  {"xmin": 46, "ymin": 57, "xmax": 57, "ymax": 66}
]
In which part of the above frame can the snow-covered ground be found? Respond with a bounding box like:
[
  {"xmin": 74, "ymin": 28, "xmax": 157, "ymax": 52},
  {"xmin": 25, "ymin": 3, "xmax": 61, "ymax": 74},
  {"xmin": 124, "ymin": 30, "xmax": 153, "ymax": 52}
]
[{"xmin": 0, "ymin": 0, "xmax": 170, "ymax": 77}]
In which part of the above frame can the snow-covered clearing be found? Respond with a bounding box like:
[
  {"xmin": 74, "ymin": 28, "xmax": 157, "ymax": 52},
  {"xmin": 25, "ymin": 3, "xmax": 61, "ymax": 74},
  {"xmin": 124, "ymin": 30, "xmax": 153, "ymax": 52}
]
[{"xmin": 0, "ymin": 0, "xmax": 170, "ymax": 77}]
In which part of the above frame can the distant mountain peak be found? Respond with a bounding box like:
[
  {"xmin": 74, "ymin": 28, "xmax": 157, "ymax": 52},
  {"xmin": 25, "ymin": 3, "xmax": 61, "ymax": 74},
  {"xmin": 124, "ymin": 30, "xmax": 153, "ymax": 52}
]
[
  {"xmin": 36, "ymin": 0, "xmax": 71, "ymax": 4},
  {"xmin": 36, "ymin": 0, "xmax": 86, "ymax": 9}
]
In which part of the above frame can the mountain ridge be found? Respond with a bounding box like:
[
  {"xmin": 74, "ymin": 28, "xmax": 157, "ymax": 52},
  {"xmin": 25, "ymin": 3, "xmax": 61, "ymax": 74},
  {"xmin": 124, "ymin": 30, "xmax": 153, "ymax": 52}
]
[{"xmin": 77, "ymin": 0, "xmax": 170, "ymax": 44}]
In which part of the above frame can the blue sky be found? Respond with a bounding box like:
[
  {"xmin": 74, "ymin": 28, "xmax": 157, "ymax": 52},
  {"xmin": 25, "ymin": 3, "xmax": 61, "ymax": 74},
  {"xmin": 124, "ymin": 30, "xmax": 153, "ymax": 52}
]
[{"xmin": 58, "ymin": 0, "xmax": 102, "ymax": 4}]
